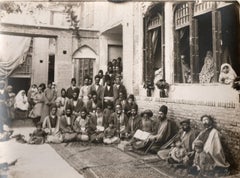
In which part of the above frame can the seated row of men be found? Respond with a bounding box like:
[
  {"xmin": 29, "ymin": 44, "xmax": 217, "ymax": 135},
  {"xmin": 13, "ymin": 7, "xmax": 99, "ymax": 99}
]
[{"xmin": 29, "ymin": 102, "xmax": 230, "ymax": 177}]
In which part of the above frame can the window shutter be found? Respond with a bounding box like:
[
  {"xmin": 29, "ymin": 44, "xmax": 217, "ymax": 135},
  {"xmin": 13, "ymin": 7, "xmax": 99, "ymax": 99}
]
[{"xmin": 212, "ymin": 6, "xmax": 222, "ymax": 82}]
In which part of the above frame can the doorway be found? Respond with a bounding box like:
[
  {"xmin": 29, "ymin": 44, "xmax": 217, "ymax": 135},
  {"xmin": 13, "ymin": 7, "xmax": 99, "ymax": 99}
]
[
  {"xmin": 48, "ymin": 55, "xmax": 55, "ymax": 83},
  {"xmin": 8, "ymin": 77, "xmax": 31, "ymax": 94}
]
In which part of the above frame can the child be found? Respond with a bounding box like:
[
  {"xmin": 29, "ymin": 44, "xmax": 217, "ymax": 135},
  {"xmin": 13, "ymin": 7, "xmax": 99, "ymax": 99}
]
[
  {"xmin": 28, "ymin": 122, "xmax": 47, "ymax": 144},
  {"xmin": 103, "ymin": 120, "xmax": 120, "ymax": 144},
  {"xmin": 219, "ymin": 63, "xmax": 237, "ymax": 85},
  {"xmin": 189, "ymin": 140, "xmax": 214, "ymax": 177},
  {"xmin": 167, "ymin": 138, "xmax": 188, "ymax": 165}
]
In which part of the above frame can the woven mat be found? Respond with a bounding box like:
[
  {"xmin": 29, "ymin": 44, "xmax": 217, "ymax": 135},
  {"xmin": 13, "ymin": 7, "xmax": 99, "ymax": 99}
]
[{"xmin": 51, "ymin": 142, "xmax": 169, "ymax": 178}]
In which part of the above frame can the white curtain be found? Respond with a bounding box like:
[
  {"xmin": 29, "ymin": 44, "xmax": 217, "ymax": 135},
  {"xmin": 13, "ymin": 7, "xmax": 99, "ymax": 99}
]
[{"xmin": 0, "ymin": 34, "xmax": 31, "ymax": 78}]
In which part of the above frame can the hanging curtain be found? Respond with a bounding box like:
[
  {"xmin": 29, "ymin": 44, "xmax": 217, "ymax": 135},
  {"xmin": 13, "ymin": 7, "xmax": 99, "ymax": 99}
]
[
  {"xmin": 0, "ymin": 35, "xmax": 31, "ymax": 78},
  {"xmin": 152, "ymin": 28, "xmax": 159, "ymax": 60}
]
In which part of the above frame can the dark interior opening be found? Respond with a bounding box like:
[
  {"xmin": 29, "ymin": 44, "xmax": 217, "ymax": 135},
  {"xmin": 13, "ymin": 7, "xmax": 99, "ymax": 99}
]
[
  {"xmin": 48, "ymin": 55, "xmax": 55, "ymax": 83},
  {"xmin": 197, "ymin": 12, "xmax": 212, "ymax": 74},
  {"xmin": 8, "ymin": 78, "xmax": 31, "ymax": 94}
]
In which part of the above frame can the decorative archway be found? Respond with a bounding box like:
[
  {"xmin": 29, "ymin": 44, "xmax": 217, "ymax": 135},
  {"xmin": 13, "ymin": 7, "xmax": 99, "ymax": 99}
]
[{"xmin": 72, "ymin": 45, "xmax": 97, "ymax": 85}]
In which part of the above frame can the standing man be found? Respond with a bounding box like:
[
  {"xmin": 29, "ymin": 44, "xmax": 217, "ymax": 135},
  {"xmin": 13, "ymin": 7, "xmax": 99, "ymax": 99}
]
[
  {"xmin": 40, "ymin": 82, "xmax": 57, "ymax": 122},
  {"xmin": 113, "ymin": 75, "xmax": 127, "ymax": 102},
  {"xmin": 66, "ymin": 78, "xmax": 80, "ymax": 99},
  {"xmin": 89, "ymin": 75, "xmax": 104, "ymax": 101}
]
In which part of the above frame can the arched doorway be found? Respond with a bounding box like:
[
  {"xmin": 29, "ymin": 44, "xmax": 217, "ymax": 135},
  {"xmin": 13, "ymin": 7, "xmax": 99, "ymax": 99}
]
[{"xmin": 72, "ymin": 45, "xmax": 97, "ymax": 86}]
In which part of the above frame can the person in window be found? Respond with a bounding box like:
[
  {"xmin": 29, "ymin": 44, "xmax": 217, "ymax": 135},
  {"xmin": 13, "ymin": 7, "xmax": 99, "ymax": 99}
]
[
  {"xmin": 66, "ymin": 78, "xmax": 80, "ymax": 99},
  {"xmin": 219, "ymin": 63, "xmax": 237, "ymax": 85},
  {"xmin": 180, "ymin": 55, "xmax": 192, "ymax": 83},
  {"xmin": 199, "ymin": 51, "xmax": 215, "ymax": 83}
]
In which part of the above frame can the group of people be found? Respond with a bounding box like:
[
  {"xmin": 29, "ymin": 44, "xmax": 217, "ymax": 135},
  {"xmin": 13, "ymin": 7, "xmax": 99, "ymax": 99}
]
[
  {"xmin": 199, "ymin": 50, "xmax": 237, "ymax": 84},
  {"xmin": 0, "ymin": 56, "xmax": 230, "ymax": 177}
]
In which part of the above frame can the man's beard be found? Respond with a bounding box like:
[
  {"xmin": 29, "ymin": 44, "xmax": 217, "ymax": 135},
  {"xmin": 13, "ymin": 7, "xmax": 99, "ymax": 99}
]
[
  {"xmin": 182, "ymin": 127, "xmax": 190, "ymax": 132},
  {"xmin": 203, "ymin": 123, "xmax": 212, "ymax": 129},
  {"xmin": 66, "ymin": 113, "xmax": 71, "ymax": 117},
  {"xmin": 73, "ymin": 97, "xmax": 78, "ymax": 100}
]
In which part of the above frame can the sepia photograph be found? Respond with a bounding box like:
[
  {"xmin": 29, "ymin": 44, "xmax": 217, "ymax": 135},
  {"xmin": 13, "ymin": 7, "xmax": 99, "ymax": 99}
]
[{"xmin": 0, "ymin": 0, "xmax": 240, "ymax": 177}]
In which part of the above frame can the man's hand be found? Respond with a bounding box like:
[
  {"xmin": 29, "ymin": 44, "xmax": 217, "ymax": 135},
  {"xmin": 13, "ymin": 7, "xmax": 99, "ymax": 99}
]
[{"xmin": 148, "ymin": 135, "xmax": 156, "ymax": 142}]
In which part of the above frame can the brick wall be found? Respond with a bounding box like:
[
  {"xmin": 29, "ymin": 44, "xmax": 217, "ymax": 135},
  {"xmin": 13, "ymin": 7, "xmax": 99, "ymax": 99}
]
[{"xmin": 136, "ymin": 96, "xmax": 240, "ymax": 171}]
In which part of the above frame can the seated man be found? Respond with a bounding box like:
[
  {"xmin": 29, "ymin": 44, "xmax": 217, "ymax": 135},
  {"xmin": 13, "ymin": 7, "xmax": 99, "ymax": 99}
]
[
  {"xmin": 66, "ymin": 91, "xmax": 84, "ymax": 117},
  {"xmin": 42, "ymin": 104, "xmax": 62, "ymax": 143},
  {"xmin": 72, "ymin": 107, "xmax": 90, "ymax": 141},
  {"xmin": 131, "ymin": 109, "xmax": 154, "ymax": 149},
  {"xmin": 142, "ymin": 105, "xmax": 178, "ymax": 153},
  {"xmin": 158, "ymin": 119, "xmax": 198, "ymax": 165},
  {"xmin": 125, "ymin": 103, "xmax": 141, "ymax": 139},
  {"xmin": 109, "ymin": 103, "xmax": 128, "ymax": 139},
  {"xmin": 193, "ymin": 115, "xmax": 230, "ymax": 175},
  {"xmin": 59, "ymin": 107, "xmax": 77, "ymax": 142}
]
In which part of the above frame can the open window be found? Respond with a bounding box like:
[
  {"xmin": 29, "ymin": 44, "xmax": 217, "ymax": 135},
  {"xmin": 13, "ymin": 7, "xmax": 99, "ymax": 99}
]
[
  {"xmin": 174, "ymin": 2, "xmax": 240, "ymax": 84},
  {"xmin": 174, "ymin": 3, "xmax": 191, "ymax": 83},
  {"xmin": 143, "ymin": 3, "xmax": 164, "ymax": 84}
]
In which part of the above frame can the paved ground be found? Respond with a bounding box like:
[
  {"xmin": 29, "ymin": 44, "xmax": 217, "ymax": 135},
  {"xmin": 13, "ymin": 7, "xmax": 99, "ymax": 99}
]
[{"xmin": 0, "ymin": 127, "xmax": 83, "ymax": 178}]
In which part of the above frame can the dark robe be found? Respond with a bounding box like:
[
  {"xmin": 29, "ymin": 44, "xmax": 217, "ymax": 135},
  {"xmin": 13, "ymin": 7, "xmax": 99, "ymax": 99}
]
[
  {"xmin": 66, "ymin": 99, "xmax": 84, "ymax": 115},
  {"xmin": 66, "ymin": 86, "xmax": 80, "ymax": 99}
]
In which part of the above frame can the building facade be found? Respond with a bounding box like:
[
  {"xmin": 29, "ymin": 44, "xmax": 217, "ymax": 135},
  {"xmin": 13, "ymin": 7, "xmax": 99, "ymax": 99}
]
[
  {"xmin": 78, "ymin": 1, "xmax": 240, "ymax": 170},
  {"xmin": 0, "ymin": 1, "xmax": 239, "ymax": 171}
]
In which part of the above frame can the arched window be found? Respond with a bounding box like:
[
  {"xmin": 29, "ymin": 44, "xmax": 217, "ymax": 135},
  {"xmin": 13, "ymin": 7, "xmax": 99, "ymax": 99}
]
[{"xmin": 143, "ymin": 3, "xmax": 164, "ymax": 85}]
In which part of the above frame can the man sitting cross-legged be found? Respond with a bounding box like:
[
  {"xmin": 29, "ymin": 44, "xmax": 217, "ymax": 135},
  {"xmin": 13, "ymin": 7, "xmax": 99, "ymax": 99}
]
[
  {"xmin": 132, "ymin": 105, "xmax": 178, "ymax": 154},
  {"xmin": 72, "ymin": 107, "xmax": 91, "ymax": 142},
  {"xmin": 59, "ymin": 107, "xmax": 78, "ymax": 142}
]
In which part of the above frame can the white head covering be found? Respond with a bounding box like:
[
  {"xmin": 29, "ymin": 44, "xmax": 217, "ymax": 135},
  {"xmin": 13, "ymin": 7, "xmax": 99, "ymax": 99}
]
[
  {"xmin": 219, "ymin": 63, "xmax": 237, "ymax": 84},
  {"xmin": 14, "ymin": 90, "xmax": 29, "ymax": 111}
]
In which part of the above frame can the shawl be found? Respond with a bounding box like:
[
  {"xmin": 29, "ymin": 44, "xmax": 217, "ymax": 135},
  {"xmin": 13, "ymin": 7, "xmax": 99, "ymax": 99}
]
[
  {"xmin": 219, "ymin": 63, "xmax": 237, "ymax": 84},
  {"xmin": 199, "ymin": 51, "xmax": 215, "ymax": 83},
  {"xmin": 14, "ymin": 90, "xmax": 29, "ymax": 111}
]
